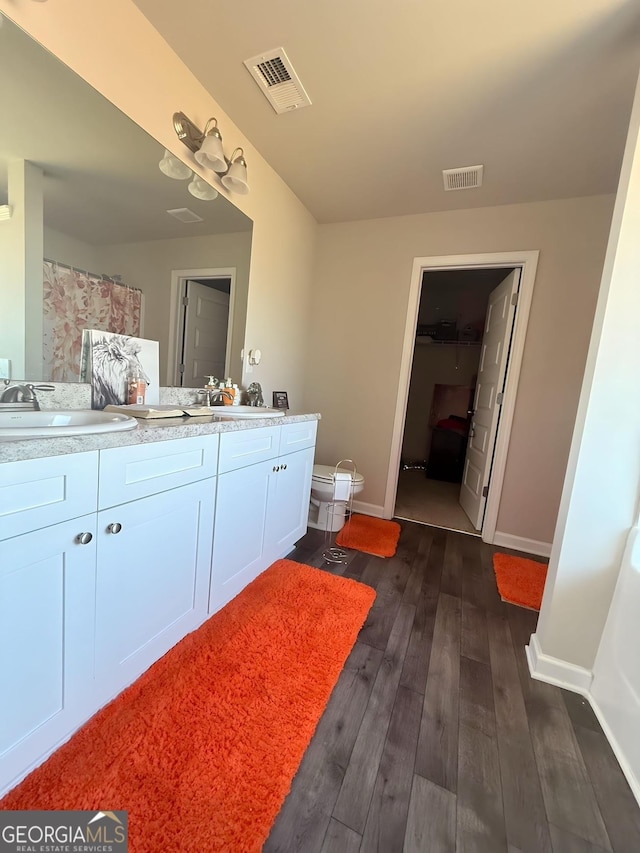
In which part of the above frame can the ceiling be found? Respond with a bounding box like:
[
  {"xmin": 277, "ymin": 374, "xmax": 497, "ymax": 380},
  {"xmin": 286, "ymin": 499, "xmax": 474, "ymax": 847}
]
[
  {"xmin": 0, "ymin": 19, "xmax": 251, "ymax": 245},
  {"xmin": 133, "ymin": 0, "xmax": 640, "ymax": 224}
]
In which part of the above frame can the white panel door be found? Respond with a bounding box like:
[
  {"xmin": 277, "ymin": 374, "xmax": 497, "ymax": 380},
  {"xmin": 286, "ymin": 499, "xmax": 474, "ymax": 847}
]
[
  {"xmin": 182, "ymin": 280, "xmax": 230, "ymax": 386},
  {"xmin": 460, "ymin": 269, "xmax": 520, "ymax": 530},
  {"xmin": 94, "ymin": 478, "xmax": 214, "ymax": 703},
  {"xmin": 265, "ymin": 446, "xmax": 315, "ymax": 564},
  {"xmin": 0, "ymin": 515, "xmax": 97, "ymax": 795}
]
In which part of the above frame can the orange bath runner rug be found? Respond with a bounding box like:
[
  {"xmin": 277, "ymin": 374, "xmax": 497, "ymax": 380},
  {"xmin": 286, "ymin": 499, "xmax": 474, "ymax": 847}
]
[
  {"xmin": 493, "ymin": 552, "xmax": 548, "ymax": 610},
  {"xmin": 0, "ymin": 559, "xmax": 376, "ymax": 853},
  {"xmin": 336, "ymin": 513, "xmax": 402, "ymax": 557}
]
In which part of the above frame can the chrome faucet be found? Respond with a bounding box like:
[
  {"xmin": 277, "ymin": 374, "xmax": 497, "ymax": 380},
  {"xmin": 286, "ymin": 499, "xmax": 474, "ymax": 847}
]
[
  {"xmin": 0, "ymin": 381, "xmax": 55, "ymax": 411},
  {"xmin": 196, "ymin": 388, "xmax": 234, "ymax": 406}
]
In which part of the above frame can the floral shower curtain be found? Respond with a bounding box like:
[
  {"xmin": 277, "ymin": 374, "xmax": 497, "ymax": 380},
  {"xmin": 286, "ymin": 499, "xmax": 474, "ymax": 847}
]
[{"xmin": 42, "ymin": 260, "xmax": 142, "ymax": 381}]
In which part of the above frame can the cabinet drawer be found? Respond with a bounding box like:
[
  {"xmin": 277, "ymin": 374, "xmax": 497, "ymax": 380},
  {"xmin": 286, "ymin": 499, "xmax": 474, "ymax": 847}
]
[
  {"xmin": 98, "ymin": 434, "xmax": 218, "ymax": 509},
  {"xmin": 279, "ymin": 420, "xmax": 318, "ymax": 456},
  {"xmin": 0, "ymin": 451, "xmax": 98, "ymax": 541},
  {"xmin": 218, "ymin": 426, "xmax": 280, "ymax": 474}
]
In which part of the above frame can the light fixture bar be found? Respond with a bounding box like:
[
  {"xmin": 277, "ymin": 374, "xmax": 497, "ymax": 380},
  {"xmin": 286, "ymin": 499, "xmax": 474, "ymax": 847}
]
[
  {"xmin": 0, "ymin": 204, "xmax": 12, "ymax": 221},
  {"xmin": 173, "ymin": 112, "xmax": 206, "ymax": 153}
]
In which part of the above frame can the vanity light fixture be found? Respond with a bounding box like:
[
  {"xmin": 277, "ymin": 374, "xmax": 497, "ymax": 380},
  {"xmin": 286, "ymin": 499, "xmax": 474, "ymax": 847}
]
[
  {"xmin": 0, "ymin": 205, "xmax": 12, "ymax": 221},
  {"xmin": 188, "ymin": 176, "xmax": 219, "ymax": 201},
  {"xmin": 173, "ymin": 111, "xmax": 250, "ymax": 194},
  {"xmin": 158, "ymin": 148, "xmax": 192, "ymax": 180}
]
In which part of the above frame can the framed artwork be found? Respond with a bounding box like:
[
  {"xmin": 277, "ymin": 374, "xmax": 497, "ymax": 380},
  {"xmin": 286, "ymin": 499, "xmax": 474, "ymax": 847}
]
[
  {"xmin": 272, "ymin": 391, "xmax": 289, "ymax": 410},
  {"xmin": 80, "ymin": 330, "xmax": 159, "ymax": 409}
]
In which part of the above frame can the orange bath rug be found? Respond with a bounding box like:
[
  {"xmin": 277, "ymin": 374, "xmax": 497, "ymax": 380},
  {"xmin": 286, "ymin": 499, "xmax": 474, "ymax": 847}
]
[
  {"xmin": 336, "ymin": 513, "xmax": 402, "ymax": 557},
  {"xmin": 0, "ymin": 560, "xmax": 375, "ymax": 853},
  {"xmin": 493, "ymin": 552, "xmax": 548, "ymax": 610}
]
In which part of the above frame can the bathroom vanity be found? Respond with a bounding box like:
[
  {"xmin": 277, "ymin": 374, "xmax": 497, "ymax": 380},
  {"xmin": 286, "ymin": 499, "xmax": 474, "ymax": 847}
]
[{"xmin": 0, "ymin": 413, "xmax": 318, "ymax": 796}]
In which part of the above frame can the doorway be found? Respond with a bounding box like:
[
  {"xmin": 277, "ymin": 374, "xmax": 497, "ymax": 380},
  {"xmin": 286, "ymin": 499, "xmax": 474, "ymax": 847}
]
[
  {"xmin": 167, "ymin": 267, "xmax": 236, "ymax": 387},
  {"xmin": 395, "ymin": 267, "xmax": 515, "ymax": 533},
  {"xmin": 386, "ymin": 251, "xmax": 539, "ymax": 545}
]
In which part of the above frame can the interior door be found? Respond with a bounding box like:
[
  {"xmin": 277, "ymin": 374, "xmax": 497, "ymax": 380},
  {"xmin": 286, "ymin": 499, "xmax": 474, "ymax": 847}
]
[
  {"xmin": 181, "ymin": 279, "xmax": 230, "ymax": 387},
  {"xmin": 459, "ymin": 268, "xmax": 520, "ymax": 529}
]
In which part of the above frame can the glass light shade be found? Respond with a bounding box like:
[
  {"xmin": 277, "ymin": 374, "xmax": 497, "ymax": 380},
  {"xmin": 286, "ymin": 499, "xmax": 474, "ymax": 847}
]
[
  {"xmin": 158, "ymin": 149, "xmax": 192, "ymax": 180},
  {"xmin": 194, "ymin": 132, "xmax": 227, "ymax": 172},
  {"xmin": 187, "ymin": 176, "xmax": 219, "ymax": 201},
  {"xmin": 221, "ymin": 157, "xmax": 249, "ymax": 195}
]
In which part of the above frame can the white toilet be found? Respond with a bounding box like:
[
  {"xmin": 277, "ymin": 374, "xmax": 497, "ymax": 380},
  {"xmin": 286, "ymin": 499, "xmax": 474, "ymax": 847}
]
[{"xmin": 308, "ymin": 464, "xmax": 365, "ymax": 532}]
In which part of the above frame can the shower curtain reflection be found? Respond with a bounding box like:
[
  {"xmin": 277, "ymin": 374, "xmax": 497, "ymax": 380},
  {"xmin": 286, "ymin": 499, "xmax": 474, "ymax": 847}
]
[{"xmin": 42, "ymin": 260, "xmax": 142, "ymax": 381}]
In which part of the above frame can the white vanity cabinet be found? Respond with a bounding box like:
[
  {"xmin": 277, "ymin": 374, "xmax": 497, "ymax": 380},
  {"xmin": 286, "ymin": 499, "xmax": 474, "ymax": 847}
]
[
  {"xmin": 210, "ymin": 421, "xmax": 317, "ymax": 613},
  {"xmin": 264, "ymin": 421, "xmax": 316, "ymax": 565},
  {"xmin": 0, "ymin": 416, "xmax": 317, "ymax": 795},
  {"xmin": 0, "ymin": 452, "xmax": 99, "ymax": 794},
  {"xmin": 93, "ymin": 436, "xmax": 217, "ymax": 704}
]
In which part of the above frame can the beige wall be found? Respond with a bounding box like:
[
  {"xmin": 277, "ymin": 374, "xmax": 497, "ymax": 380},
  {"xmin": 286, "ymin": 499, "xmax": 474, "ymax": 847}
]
[
  {"xmin": 102, "ymin": 231, "xmax": 252, "ymax": 385},
  {"xmin": 307, "ymin": 194, "xmax": 614, "ymax": 544},
  {"xmin": 1, "ymin": 0, "xmax": 317, "ymax": 407}
]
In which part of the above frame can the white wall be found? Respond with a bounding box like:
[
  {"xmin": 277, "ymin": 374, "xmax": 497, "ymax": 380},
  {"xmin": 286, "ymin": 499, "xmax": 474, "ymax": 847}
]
[
  {"xmin": 0, "ymin": 0, "xmax": 317, "ymax": 407},
  {"xmin": 44, "ymin": 227, "xmax": 110, "ymax": 274},
  {"xmin": 0, "ymin": 160, "xmax": 43, "ymax": 379},
  {"xmin": 533, "ymin": 70, "xmax": 640, "ymax": 671},
  {"xmin": 308, "ymin": 194, "xmax": 614, "ymax": 544}
]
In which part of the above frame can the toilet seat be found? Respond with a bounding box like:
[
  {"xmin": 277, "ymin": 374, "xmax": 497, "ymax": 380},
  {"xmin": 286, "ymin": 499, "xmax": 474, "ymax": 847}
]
[{"xmin": 312, "ymin": 464, "xmax": 364, "ymax": 486}]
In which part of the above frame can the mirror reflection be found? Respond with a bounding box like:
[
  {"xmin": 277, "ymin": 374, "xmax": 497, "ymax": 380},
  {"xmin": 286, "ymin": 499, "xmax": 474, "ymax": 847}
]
[{"xmin": 0, "ymin": 18, "xmax": 253, "ymax": 387}]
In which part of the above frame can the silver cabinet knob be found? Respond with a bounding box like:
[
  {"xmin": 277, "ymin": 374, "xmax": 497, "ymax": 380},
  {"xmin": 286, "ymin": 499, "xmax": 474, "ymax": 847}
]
[
  {"xmin": 75, "ymin": 532, "xmax": 93, "ymax": 545},
  {"xmin": 273, "ymin": 465, "xmax": 280, "ymax": 472},
  {"xmin": 107, "ymin": 522, "xmax": 123, "ymax": 534}
]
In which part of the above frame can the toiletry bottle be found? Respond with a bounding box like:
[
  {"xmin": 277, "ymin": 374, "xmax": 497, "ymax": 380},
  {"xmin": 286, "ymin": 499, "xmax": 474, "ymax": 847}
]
[
  {"xmin": 224, "ymin": 378, "xmax": 235, "ymax": 406},
  {"xmin": 127, "ymin": 364, "xmax": 146, "ymax": 405},
  {"xmin": 232, "ymin": 384, "xmax": 241, "ymax": 406}
]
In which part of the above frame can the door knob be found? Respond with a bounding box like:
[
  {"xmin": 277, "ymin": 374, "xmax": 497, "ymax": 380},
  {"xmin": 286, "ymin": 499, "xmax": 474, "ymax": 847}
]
[
  {"xmin": 107, "ymin": 522, "xmax": 123, "ymax": 534},
  {"xmin": 75, "ymin": 532, "xmax": 93, "ymax": 545}
]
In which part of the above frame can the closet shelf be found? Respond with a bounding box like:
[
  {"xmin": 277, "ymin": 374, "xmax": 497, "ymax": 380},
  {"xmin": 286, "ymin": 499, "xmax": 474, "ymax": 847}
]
[{"xmin": 415, "ymin": 336, "xmax": 481, "ymax": 346}]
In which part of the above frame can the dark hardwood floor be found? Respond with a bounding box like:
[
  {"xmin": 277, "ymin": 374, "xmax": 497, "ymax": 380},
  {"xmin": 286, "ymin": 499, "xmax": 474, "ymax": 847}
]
[{"xmin": 264, "ymin": 521, "xmax": 640, "ymax": 853}]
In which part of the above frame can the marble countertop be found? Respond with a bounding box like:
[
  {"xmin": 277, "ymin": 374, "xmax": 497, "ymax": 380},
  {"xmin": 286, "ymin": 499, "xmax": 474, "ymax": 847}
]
[{"xmin": 0, "ymin": 411, "xmax": 321, "ymax": 464}]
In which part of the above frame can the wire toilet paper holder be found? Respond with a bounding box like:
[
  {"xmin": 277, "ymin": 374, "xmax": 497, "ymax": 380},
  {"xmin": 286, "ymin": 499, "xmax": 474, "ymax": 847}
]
[{"xmin": 322, "ymin": 459, "xmax": 358, "ymax": 566}]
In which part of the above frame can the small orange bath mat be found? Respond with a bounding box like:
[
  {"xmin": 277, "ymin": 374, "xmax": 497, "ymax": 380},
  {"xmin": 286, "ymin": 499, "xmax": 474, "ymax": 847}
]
[
  {"xmin": 0, "ymin": 560, "xmax": 376, "ymax": 853},
  {"xmin": 493, "ymin": 552, "xmax": 548, "ymax": 610},
  {"xmin": 336, "ymin": 514, "xmax": 402, "ymax": 557}
]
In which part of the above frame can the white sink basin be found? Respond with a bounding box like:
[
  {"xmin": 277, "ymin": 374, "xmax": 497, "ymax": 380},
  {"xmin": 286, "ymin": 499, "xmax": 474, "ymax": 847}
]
[
  {"xmin": 214, "ymin": 405, "xmax": 285, "ymax": 419},
  {"xmin": 0, "ymin": 409, "xmax": 138, "ymax": 440}
]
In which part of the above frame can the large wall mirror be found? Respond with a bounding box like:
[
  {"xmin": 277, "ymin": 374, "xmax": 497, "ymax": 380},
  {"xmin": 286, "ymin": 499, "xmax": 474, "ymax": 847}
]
[{"xmin": 0, "ymin": 18, "xmax": 253, "ymax": 387}]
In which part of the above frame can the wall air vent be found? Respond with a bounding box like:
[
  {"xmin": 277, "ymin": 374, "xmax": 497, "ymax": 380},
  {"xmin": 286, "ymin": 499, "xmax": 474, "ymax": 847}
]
[
  {"xmin": 442, "ymin": 165, "xmax": 484, "ymax": 191},
  {"xmin": 166, "ymin": 207, "xmax": 204, "ymax": 223},
  {"xmin": 244, "ymin": 47, "xmax": 311, "ymax": 114}
]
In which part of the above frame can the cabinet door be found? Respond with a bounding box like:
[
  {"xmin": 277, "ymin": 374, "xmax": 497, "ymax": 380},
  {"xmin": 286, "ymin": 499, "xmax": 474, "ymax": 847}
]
[
  {"xmin": 0, "ymin": 515, "xmax": 97, "ymax": 796},
  {"xmin": 209, "ymin": 458, "xmax": 273, "ymax": 614},
  {"xmin": 94, "ymin": 478, "xmax": 214, "ymax": 704},
  {"xmin": 265, "ymin": 446, "xmax": 315, "ymax": 564}
]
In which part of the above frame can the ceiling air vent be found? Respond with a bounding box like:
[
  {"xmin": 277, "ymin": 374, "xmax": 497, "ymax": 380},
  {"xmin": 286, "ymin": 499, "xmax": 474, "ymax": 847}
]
[
  {"xmin": 166, "ymin": 207, "xmax": 203, "ymax": 223},
  {"xmin": 442, "ymin": 165, "xmax": 484, "ymax": 191},
  {"xmin": 244, "ymin": 48, "xmax": 311, "ymax": 114}
]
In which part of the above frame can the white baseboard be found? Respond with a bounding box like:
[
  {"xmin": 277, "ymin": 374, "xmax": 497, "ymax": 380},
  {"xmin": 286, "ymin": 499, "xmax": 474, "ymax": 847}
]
[
  {"xmin": 587, "ymin": 695, "xmax": 640, "ymax": 807},
  {"xmin": 526, "ymin": 633, "xmax": 640, "ymax": 806},
  {"xmin": 526, "ymin": 632, "xmax": 593, "ymax": 694},
  {"xmin": 492, "ymin": 531, "xmax": 552, "ymax": 558},
  {"xmin": 352, "ymin": 500, "xmax": 384, "ymax": 518}
]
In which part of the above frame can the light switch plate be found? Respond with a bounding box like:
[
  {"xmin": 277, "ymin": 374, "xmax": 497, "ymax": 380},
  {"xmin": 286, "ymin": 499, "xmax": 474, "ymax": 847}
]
[{"xmin": 0, "ymin": 358, "xmax": 10, "ymax": 380}]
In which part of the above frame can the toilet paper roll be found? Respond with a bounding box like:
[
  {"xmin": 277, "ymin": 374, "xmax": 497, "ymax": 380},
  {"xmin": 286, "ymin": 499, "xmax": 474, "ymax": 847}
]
[{"xmin": 332, "ymin": 472, "xmax": 353, "ymax": 501}]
